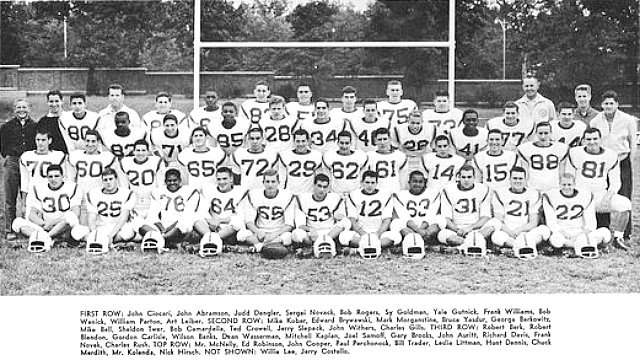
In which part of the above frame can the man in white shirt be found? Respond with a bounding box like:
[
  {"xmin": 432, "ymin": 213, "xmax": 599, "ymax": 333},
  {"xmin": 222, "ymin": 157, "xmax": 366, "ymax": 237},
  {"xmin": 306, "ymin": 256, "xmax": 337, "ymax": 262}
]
[
  {"xmin": 514, "ymin": 75, "xmax": 556, "ymax": 127},
  {"xmin": 97, "ymin": 84, "xmax": 142, "ymax": 131}
]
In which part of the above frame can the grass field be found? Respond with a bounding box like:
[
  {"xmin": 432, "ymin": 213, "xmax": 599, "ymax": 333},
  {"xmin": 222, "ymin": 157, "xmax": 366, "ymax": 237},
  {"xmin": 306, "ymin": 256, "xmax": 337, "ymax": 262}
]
[{"xmin": 0, "ymin": 96, "xmax": 638, "ymax": 295}]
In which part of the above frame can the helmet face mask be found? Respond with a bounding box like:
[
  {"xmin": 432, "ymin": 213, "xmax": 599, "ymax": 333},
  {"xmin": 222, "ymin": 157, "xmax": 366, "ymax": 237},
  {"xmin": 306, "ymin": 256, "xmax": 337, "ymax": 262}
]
[
  {"xmin": 199, "ymin": 232, "xmax": 223, "ymax": 258},
  {"xmin": 86, "ymin": 231, "xmax": 109, "ymax": 254},
  {"xmin": 579, "ymin": 246, "xmax": 598, "ymax": 259},
  {"xmin": 515, "ymin": 246, "xmax": 537, "ymax": 260},
  {"xmin": 28, "ymin": 230, "xmax": 52, "ymax": 253},
  {"xmin": 142, "ymin": 231, "xmax": 165, "ymax": 253},
  {"xmin": 28, "ymin": 240, "xmax": 47, "ymax": 253},
  {"xmin": 402, "ymin": 233, "xmax": 425, "ymax": 259},
  {"xmin": 313, "ymin": 235, "xmax": 336, "ymax": 259},
  {"xmin": 464, "ymin": 232, "xmax": 486, "ymax": 258},
  {"xmin": 358, "ymin": 234, "xmax": 381, "ymax": 259}
]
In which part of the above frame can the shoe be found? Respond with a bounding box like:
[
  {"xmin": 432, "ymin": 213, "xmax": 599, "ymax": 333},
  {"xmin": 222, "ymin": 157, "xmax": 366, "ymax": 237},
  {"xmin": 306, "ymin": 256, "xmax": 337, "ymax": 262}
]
[
  {"xmin": 613, "ymin": 236, "xmax": 630, "ymax": 251},
  {"xmin": 295, "ymin": 248, "xmax": 314, "ymax": 259},
  {"xmin": 390, "ymin": 246, "xmax": 403, "ymax": 255},
  {"xmin": 5, "ymin": 232, "xmax": 18, "ymax": 242}
]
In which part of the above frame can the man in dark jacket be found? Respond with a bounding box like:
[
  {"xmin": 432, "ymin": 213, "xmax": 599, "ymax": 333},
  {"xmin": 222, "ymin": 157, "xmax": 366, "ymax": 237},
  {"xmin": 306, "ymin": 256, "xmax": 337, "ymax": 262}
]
[{"xmin": 36, "ymin": 90, "xmax": 68, "ymax": 154}]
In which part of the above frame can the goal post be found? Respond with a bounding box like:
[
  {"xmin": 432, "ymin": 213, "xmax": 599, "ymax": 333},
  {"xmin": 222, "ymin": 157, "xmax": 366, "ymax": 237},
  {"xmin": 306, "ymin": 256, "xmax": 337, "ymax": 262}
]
[{"xmin": 193, "ymin": 0, "xmax": 456, "ymax": 110}]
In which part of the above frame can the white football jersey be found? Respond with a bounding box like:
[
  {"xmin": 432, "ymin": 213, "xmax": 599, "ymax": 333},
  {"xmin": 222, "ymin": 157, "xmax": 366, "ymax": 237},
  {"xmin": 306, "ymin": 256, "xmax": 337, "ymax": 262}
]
[
  {"xmin": 285, "ymin": 102, "xmax": 315, "ymax": 122},
  {"xmin": 240, "ymin": 99, "xmax": 270, "ymax": 125},
  {"xmin": 295, "ymin": 192, "xmax": 346, "ymax": 231},
  {"xmin": 377, "ymin": 99, "xmax": 417, "ymax": 127},
  {"xmin": 393, "ymin": 123, "xmax": 436, "ymax": 157},
  {"xmin": 68, "ymin": 150, "xmax": 117, "ymax": 195},
  {"xmin": 322, "ymin": 149, "xmax": 368, "ymax": 194},
  {"xmin": 86, "ymin": 187, "xmax": 136, "ymax": 227},
  {"xmin": 492, "ymin": 187, "xmax": 541, "ymax": 230},
  {"xmin": 278, "ymin": 149, "xmax": 323, "ymax": 195},
  {"xmin": 346, "ymin": 189, "xmax": 393, "ymax": 234},
  {"xmin": 421, "ymin": 153, "xmax": 466, "ymax": 191},
  {"xmin": 543, "ymin": 188, "xmax": 594, "ymax": 230},
  {"xmin": 177, "ymin": 147, "xmax": 226, "ymax": 191},
  {"xmin": 422, "ymin": 108, "xmax": 463, "ymax": 135},
  {"xmin": 517, "ymin": 141, "xmax": 568, "ymax": 192},
  {"xmin": 365, "ymin": 150, "xmax": 408, "ymax": 192},
  {"xmin": 199, "ymin": 186, "xmax": 247, "ymax": 220},
  {"xmin": 298, "ymin": 118, "xmax": 346, "ymax": 153},
  {"xmin": 100, "ymin": 128, "xmax": 147, "ymax": 158},
  {"xmin": 259, "ymin": 114, "xmax": 299, "ymax": 153},
  {"xmin": 393, "ymin": 188, "xmax": 441, "ymax": 220},
  {"xmin": 473, "ymin": 150, "xmax": 518, "ymax": 190},
  {"xmin": 142, "ymin": 109, "xmax": 187, "ymax": 132},
  {"xmin": 120, "ymin": 156, "xmax": 163, "ymax": 199},
  {"xmin": 231, "ymin": 147, "xmax": 279, "ymax": 190},
  {"xmin": 150, "ymin": 128, "xmax": 191, "ymax": 165},
  {"xmin": 440, "ymin": 183, "xmax": 491, "ymax": 229},
  {"xmin": 486, "ymin": 117, "xmax": 534, "ymax": 151},
  {"xmin": 568, "ymin": 146, "xmax": 619, "ymax": 193},
  {"xmin": 148, "ymin": 185, "xmax": 200, "ymax": 224},
  {"xmin": 188, "ymin": 106, "xmax": 222, "ymax": 129},
  {"xmin": 450, "ymin": 127, "xmax": 488, "ymax": 159},
  {"xmin": 59, "ymin": 110, "xmax": 99, "ymax": 152},
  {"xmin": 19, "ymin": 150, "xmax": 66, "ymax": 193},
  {"xmin": 207, "ymin": 117, "xmax": 250, "ymax": 153},
  {"xmin": 550, "ymin": 120, "xmax": 586, "ymax": 148},
  {"xmin": 26, "ymin": 181, "xmax": 81, "ymax": 223},
  {"xmin": 244, "ymin": 188, "xmax": 295, "ymax": 232},
  {"xmin": 328, "ymin": 107, "xmax": 364, "ymax": 127},
  {"xmin": 347, "ymin": 117, "xmax": 390, "ymax": 153}
]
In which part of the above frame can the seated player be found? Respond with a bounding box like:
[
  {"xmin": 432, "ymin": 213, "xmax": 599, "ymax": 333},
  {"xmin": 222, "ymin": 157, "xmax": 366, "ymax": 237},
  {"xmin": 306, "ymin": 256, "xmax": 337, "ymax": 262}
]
[
  {"xmin": 377, "ymin": 80, "xmax": 417, "ymax": 128},
  {"xmin": 486, "ymin": 101, "xmax": 534, "ymax": 151},
  {"xmin": 490, "ymin": 166, "xmax": 550, "ymax": 257},
  {"xmin": 177, "ymin": 126, "xmax": 226, "ymax": 192},
  {"xmin": 71, "ymin": 168, "xmax": 136, "ymax": 252},
  {"xmin": 231, "ymin": 127, "xmax": 279, "ymax": 190},
  {"xmin": 300, "ymin": 98, "xmax": 347, "ymax": 154},
  {"xmin": 322, "ymin": 131, "xmax": 368, "ymax": 195},
  {"xmin": 142, "ymin": 92, "xmax": 186, "ymax": 132},
  {"xmin": 12, "ymin": 165, "xmax": 81, "ymax": 250},
  {"xmin": 20, "ymin": 129, "xmax": 66, "ymax": 196},
  {"xmin": 567, "ymin": 127, "xmax": 632, "ymax": 249},
  {"xmin": 422, "ymin": 91, "xmax": 463, "ymax": 136},
  {"xmin": 393, "ymin": 110, "xmax": 435, "ymax": 173},
  {"xmin": 193, "ymin": 167, "xmax": 248, "ymax": 254},
  {"xmin": 188, "ymin": 90, "xmax": 222, "ymax": 129},
  {"xmin": 347, "ymin": 99, "xmax": 389, "ymax": 153},
  {"xmin": 140, "ymin": 168, "xmax": 200, "ymax": 250},
  {"xmin": 59, "ymin": 93, "xmax": 99, "ymax": 152},
  {"xmin": 238, "ymin": 169, "xmax": 296, "ymax": 252},
  {"xmin": 278, "ymin": 129, "xmax": 322, "ymax": 195},
  {"xmin": 365, "ymin": 127, "xmax": 407, "ymax": 192},
  {"xmin": 473, "ymin": 129, "xmax": 518, "ymax": 190},
  {"xmin": 150, "ymin": 114, "xmax": 190, "ymax": 167},
  {"xmin": 207, "ymin": 101, "xmax": 250, "ymax": 155},
  {"xmin": 542, "ymin": 173, "xmax": 612, "ymax": 258},
  {"xmin": 437, "ymin": 165, "xmax": 499, "ymax": 254},
  {"xmin": 517, "ymin": 121, "xmax": 568, "ymax": 192},
  {"xmin": 421, "ymin": 135, "xmax": 465, "ymax": 191},
  {"xmin": 100, "ymin": 111, "xmax": 147, "ymax": 159},
  {"xmin": 339, "ymin": 171, "xmax": 398, "ymax": 251},
  {"xmin": 259, "ymin": 95, "xmax": 299, "ymax": 153},
  {"xmin": 285, "ymin": 84, "xmax": 315, "ymax": 122},
  {"xmin": 391, "ymin": 171, "xmax": 445, "ymax": 244},
  {"xmin": 291, "ymin": 173, "xmax": 350, "ymax": 253},
  {"xmin": 450, "ymin": 109, "xmax": 488, "ymax": 161},
  {"xmin": 120, "ymin": 139, "xmax": 162, "ymax": 221},
  {"xmin": 329, "ymin": 86, "xmax": 364, "ymax": 128},
  {"xmin": 240, "ymin": 80, "xmax": 271, "ymax": 125},
  {"xmin": 550, "ymin": 101, "xmax": 586, "ymax": 147}
]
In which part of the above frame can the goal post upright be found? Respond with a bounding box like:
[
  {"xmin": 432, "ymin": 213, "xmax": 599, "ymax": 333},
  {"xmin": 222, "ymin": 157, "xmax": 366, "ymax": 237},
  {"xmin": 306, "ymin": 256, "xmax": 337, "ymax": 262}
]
[{"xmin": 194, "ymin": 0, "xmax": 456, "ymax": 109}]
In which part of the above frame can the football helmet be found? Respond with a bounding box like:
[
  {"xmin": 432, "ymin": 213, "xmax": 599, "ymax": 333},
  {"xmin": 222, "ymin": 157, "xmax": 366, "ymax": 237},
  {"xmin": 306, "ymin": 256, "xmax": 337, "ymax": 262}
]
[
  {"xmin": 514, "ymin": 234, "xmax": 538, "ymax": 260},
  {"xmin": 313, "ymin": 234, "xmax": 336, "ymax": 259},
  {"xmin": 402, "ymin": 233, "xmax": 425, "ymax": 259},
  {"xmin": 86, "ymin": 231, "xmax": 109, "ymax": 254},
  {"xmin": 141, "ymin": 231, "xmax": 165, "ymax": 253},
  {"xmin": 463, "ymin": 231, "xmax": 486, "ymax": 258},
  {"xmin": 358, "ymin": 233, "xmax": 381, "ymax": 259},
  {"xmin": 199, "ymin": 232, "xmax": 223, "ymax": 258},
  {"xmin": 28, "ymin": 229, "xmax": 52, "ymax": 253},
  {"xmin": 575, "ymin": 233, "xmax": 598, "ymax": 259}
]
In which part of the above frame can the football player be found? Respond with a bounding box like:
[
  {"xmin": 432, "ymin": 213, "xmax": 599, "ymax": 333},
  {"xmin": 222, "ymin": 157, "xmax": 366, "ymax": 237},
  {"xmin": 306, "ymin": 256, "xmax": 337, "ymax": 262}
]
[
  {"xmin": 188, "ymin": 90, "xmax": 222, "ymax": 129},
  {"xmin": 377, "ymin": 80, "xmax": 417, "ymax": 128},
  {"xmin": 96, "ymin": 84, "xmax": 142, "ymax": 132},
  {"xmin": 328, "ymin": 86, "xmax": 364, "ymax": 127},
  {"xmin": 473, "ymin": 129, "xmax": 518, "ymax": 190},
  {"xmin": 550, "ymin": 102, "xmax": 586, "ymax": 147},
  {"xmin": 285, "ymin": 84, "xmax": 315, "ymax": 122},
  {"xmin": 450, "ymin": 109, "xmax": 488, "ymax": 161},
  {"xmin": 142, "ymin": 92, "xmax": 186, "ymax": 132},
  {"xmin": 567, "ymin": 127, "xmax": 631, "ymax": 249},
  {"xmin": 19, "ymin": 130, "xmax": 66, "ymax": 195},
  {"xmin": 486, "ymin": 101, "xmax": 535, "ymax": 151},
  {"xmin": 59, "ymin": 93, "xmax": 99, "ymax": 152},
  {"xmin": 207, "ymin": 101, "xmax": 250, "ymax": 155},
  {"xmin": 100, "ymin": 111, "xmax": 147, "ymax": 159},
  {"xmin": 299, "ymin": 98, "xmax": 346, "ymax": 153},
  {"xmin": 574, "ymin": 84, "xmax": 600, "ymax": 125},
  {"xmin": 120, "ymin": 139, "xmax": 162, "ymax": 220},
  {"xmin": 422, "ymin": 91, "xmax": 463, "ymax": 136},
  {"xmin": 421, "ymin": 135, "xmax": 465, "ymax": 191},
  {"xmin": 517, "ymin": 121, "xmax": 568, "ymax": 192},
  {"xmin": 393, "ymin": 110, "xmax": 435, "ymax": 171},
  {"xmin": 177, "ymin": 126, "xmax": 226, "ymax": 192},
  {"xmin": 514, "ymin": 75, "xmax": 556, "ymax": 127},
  {"xmin": 322, "ymin": 130, "xmax": 368, "ymax": 195},
  {"xmin": 365, "ymin": 127, "xmax": 408, "ymax": 192},
  {"xmin": 347, "ymin": 99, "xmax": 389, "ymax": 153},
  {"xmin": 150, "ymin": 114, "xmax": 190, "ymax": 167},
  {"xmin": 259, "ymin": 95, "xmax": 299, "ymax": 153},
  {"xmin": 278, "ymin": 129, "xmax": 322, "ymax": 195},
  {"xmin": 231, "ymin": 127, "xmax": 279, "ymax": 190},
  {"xmin": 240, "ymin": 80, "xmax": 271, "ymax": 124}
]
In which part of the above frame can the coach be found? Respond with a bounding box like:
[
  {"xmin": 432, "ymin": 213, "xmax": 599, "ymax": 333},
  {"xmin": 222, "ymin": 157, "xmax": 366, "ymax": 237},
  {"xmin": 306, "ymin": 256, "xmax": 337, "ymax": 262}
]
[{"xmin": 0, "ymin": 99, "xmax": 37, "ymax": 240}]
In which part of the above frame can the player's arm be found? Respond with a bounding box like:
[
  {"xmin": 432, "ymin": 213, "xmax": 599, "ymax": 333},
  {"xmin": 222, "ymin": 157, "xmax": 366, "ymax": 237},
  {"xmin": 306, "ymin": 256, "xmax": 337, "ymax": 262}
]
[
  {"xmin": 467, "ymin": 193, "xmax": 491, "ymax": 231},
  {"xmin": 86, "ymin": 192, "xmax": 99, "ymax": 231},
  {"xmin": 541, "ymin": 194, "xmax": 560, "ymax": 234},
  {"xmin": 346, "ymin": 195, "xmax": 365, "ymax": 236},
  {"xmin": 19, "ymin": 156, "xmax": 29, "ymax": 193},
  {"xmin": 376, "ymin": 196, "xmax": 394, "ymax": 236},
  {"xmin": 268, "ymin": 197, "xmax": 296, "ymax": 239},
  {"xmin": 25, "ymin": 190, "xmax": 45, "ymax": 228},
  {"xmin": 583, "ymin": 195, "xmax": 597, "ymax": 233},
  {"xmin": 629, "ymin": 116, "xmax": 637, "ymax": 160}
]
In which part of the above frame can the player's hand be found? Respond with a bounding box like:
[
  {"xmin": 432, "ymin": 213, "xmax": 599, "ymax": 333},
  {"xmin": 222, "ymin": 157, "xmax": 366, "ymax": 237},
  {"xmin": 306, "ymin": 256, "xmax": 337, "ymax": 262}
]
[
  {"xmin": 598, "ymin": 193, "xmax": 613, "ymax": 212},
  {"xmin": 308, "ymin": 230, "xmax": 318, "ymax": 242},
  {"xmin": 208, "ymin": 216, "xmax": 221, "ymax": 229},
  {"xmin": 457, "ymin": 227, "xmax": 472, "ymax": 237},
  {"xmin": 264, "ymin": 232, "xmax": 278, "ymax": 243},
  {"xmin": 256, "ymin": 230, "xmax": 266, "ymax": 241}
]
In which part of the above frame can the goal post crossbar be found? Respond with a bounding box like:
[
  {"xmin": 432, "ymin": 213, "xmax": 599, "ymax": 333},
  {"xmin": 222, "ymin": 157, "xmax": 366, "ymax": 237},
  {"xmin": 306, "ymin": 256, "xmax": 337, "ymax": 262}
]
[{"xmin": 196, "ymin": 41, "xmax": 453, "ymax": 48}]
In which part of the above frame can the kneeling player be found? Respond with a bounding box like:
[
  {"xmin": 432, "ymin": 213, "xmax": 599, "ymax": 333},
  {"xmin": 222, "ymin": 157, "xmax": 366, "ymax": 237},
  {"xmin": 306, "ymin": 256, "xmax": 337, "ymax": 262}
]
[
  {"xmin": 543, "ymin": 173, "xmax": 611, "ymax": 258},
  {"xmin": 12, "ymin": 165, "xmax": 81, "ymax": 251}
]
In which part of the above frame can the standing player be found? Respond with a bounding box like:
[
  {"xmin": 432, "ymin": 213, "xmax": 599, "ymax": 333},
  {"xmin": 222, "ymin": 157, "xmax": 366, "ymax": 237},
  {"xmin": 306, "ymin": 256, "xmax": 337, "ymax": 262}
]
[
  {"xmin": 517, "ymin": 122, "xmax": 568, "ymax": 192},
  {"xmin": 377, "ymin": 80, "xmax": 417, "ymax": 128},
  {"xmin": 322, "ymin": 131, "xmax": 368, "ymax": 195},
  {"xmin": 208, "ymin": 102, "xmax": 250, "ymax": 155},
  {"xmin": 231, "ymin": 127, "xmax": 279, "ymax": 190},
  {"xmin": 328, "ymin": 86, "xmax": 364, "ymax": 128},
  {"xmin": 188, "ymin": 90, "xmax": 222, "ymax": 129},
  {"xmin": 150, "ymin": 114, "xmax": 191, "ymax": 167},
  {"xmin": 421, "ymin": 135, "xmax": 465, "ymax": 191},
  {"xmin": 347, "ymin": 99, "xmax": 389, "ymax": 153},
  {"xmin": 450, "ymin": 109, "xmax": 488, "ymax": 161},
  {"xmin": 120, "ymin": 140, "xmax": 163, "ymax": 221},
  {"xmin": 574, "ymin": 84, "xmax": 599, "ymax": 125},
  {"xmin": 96, "ymin": 84, "xmax": 142, "ymax": 131},
  {"xmin": 177, "ymin": 127, "xmax": 226, "ymax": 192},
  {"xmin": 486, "ymin": 101, "xmax": 535, "ymax": 151},
  {"xmin": 473, "ymin": 129, "xmax": 519, "ymax": 190},
  {"xmin": 393, "ymin": 110, "xmax": 435, "ymax": 171},
  {"xmin": 36, "ymin": 90, "xmax": 67, "ymax": 154},
  {"xmin": 277, "ymin": 129, "xmax": 322, "ymax": 195},
  {"xmin": 259, "ymin": 95, "xmax": 299, "ymax": 153},
  {"xmin": 285, "ymin": 84, "xmax": 315, "ymax": 122},
  {"xmin": 365, "ymin": 128, "xmax": 408, "ymax": 192},
  {"xmin": 514, "ymin": 75, "xmax": 556, "ymax": 127},
  {"xmin": 59, "ymin": 93, "xmax": 99, "ymax": 152},
  {"xmin": 299, "ymin": 99, "xmax": 346, "ymax": 153},
  {"xmin": 19, "ymin": 130, "xmax": 66, "ymax": 195},
  {"xmin": 100, "ymin": 112, "xmax": 147, "ymax": 159},
  {"xmin": 422, "ymin": 91, "xmax": 463, "ymax": 136},
  {"xmin": 240, "ymin": 80, "xmax": 271, "ymax": 125},
  {"xmin": 142, "ymin": 92, "xmax": 186, "ymax": 132},
  {"xmin": 550, "ymin": 102, "xmax": 586, "ymax": 147}
]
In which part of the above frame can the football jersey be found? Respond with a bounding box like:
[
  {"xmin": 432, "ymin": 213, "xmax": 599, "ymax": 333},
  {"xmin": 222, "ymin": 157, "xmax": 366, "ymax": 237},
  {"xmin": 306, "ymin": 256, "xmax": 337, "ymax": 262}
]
[
  {"xmin": 365, "ymin": 150, "xmax": 408, "ymax": 192},
  {"xmin": 259, "ymin": 114, "xmax": 299, "ymax": 153},
  {"xmin": 328, "ymin": 107, "xmax": 365, "ymax": 127},
  {"xmin": 26, "ymin": 181, "xmax": 81, "ymax": 223},
  {"xmin": 421, "ymin": 153, "xmax": 466, "ymax": 191},
  {"xmin": 298, "ymin": 118, "xmax": 346, "ymax": 153},
  {"xmin": 150, "ymin": 128, "xmax": 191, "ymax": 165},
  {"xmin": 393, "ymin": 123, "xmax": 436, "ymax": 157},
  {"xmin": 177, "ymin": 147, "xmax": 226, "ymax": 191},
  {"xmin": 278, "ymin": 149, "xmax": 323, "ymax": 195},
  {"xmin": 517, "ymin": 141, "xmax": 568, "ymax": 191},
  {"xmin": 347, "ymin": 117, "xmax": 390, "ymax": 153},
  {"xmin": 86, "ymin": 187, "xmax": 136, "ymax": 227},
  {"xmin": 240, "ymin": 99, "xmax": 270, "ymax": 125},
  {"xmin": 120, "ymin": 156, "xmax": 163, "ymax": 199},
  {"xmin": 207, "ymin": 117, "xmax": 250, "ymax": 153},
  {"xmin": 486, "ymin": 117, "xmax": 534, "ymax": 151},
  {"xmin": 19, "ymin": 150, "xmax": 66, "ymax": 193},
  {"xmin": 295, "ymin": 192, "xmax": 346, "ymax": 230},
  {"xmin": 100, "ymin": 128, "xmax": 147, "ymax": 158},
  {"xmin": 68, "ymin": 150, "xmax": 117, "ymax": 195},
  {"xmin": 568, "ymin": 146, "xmax": 620, "ymax": 193},
  {"xmin": 199, "ymin": 185, "xmax": 247, "ymax": 220},
  {"xmin": 142, "ymin": 109, "xmax": 187, "ymax": 132},
  {"xmin": 346, "ymin": 189, "xmax": 393, "ymax": 233},
  {"xmin": 422, "ymin": 108, "xmax": 463, "ymax": 135},
  {"xmin": 377, "ymin": 99, "xmax": 417, "ymax": 127},
  {"xmin": 96, "ymin": 105, "xmax": 142, "ymax": 132},
  {"xmin": 450, "ymin": 127, "xmax": 488, "ymax": 159},
  {"xmin": 59, "ymin": 110, "xmax": 99, "ymax": 152},
  {"xmin": 393, "ymin": 188, "xmax": 441, "ymax": 220},
  {"xmin": 322, "ymin": 149, "xmax": 368, "ymax": 194},
  {"xmin": 244, "ymin": 188, "xmax": 295, "ymax": 232},
  {"xmin": 231, "ymin": 147, "xmax": 279, "ymax": 190},
  {"xmin": 543, "ymin": 188, "xmax": 594, "ymax": 230},
  {"xmin": 440, "ymin": 183, "xmax": 491, "ymax": 229},
  {"xmin": 148, "ymin": 185, "xmax": 200, "ymax": 224},
  {"xmin": 550, "ymin": 120, "xmax": 586, "ymax": 148},
  {"xmin": 473, "ymin": 150, "xmax": 518, "ymax": 190},
  {"xmin": 285, "ymin": 102, "xmax": 315, "ymax": 122},
  {"xmin": 188, "ymin": 106, "xmax": 222, "ymax": 129},
  {"xmin": 492, "ymin": 187, "xmax": 541, "ymax": 230}
]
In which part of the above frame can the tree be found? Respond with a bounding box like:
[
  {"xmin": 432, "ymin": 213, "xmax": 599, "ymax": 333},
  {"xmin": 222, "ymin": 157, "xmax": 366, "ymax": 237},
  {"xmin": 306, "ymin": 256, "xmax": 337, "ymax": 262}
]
[{"xmin": 287, "ymin": 0, "xmax": 338, "ymax": 40}]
